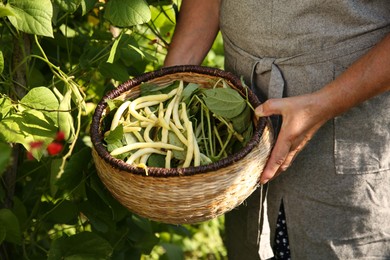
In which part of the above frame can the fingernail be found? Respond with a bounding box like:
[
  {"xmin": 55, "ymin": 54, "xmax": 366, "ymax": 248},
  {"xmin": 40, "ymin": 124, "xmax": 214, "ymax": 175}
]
[
  {"xmin": 260, "ymin": 178, "xmax": 269, "ymax": 185},
  {"xmin": 255, "ymin": 105, "xmax": 264, "ymax": 117}
]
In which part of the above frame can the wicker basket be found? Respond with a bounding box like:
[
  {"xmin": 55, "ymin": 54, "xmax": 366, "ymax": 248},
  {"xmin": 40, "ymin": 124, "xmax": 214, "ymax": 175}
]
[{"xmin": 90, "ymin": 65, "xmax": 273, "ymax": 224}]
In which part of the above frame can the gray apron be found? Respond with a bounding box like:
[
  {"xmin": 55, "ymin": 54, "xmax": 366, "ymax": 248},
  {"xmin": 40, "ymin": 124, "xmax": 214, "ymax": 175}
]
[{"xmin": 220, "ymin": 0, "xmax": 390, "ymax": 259}]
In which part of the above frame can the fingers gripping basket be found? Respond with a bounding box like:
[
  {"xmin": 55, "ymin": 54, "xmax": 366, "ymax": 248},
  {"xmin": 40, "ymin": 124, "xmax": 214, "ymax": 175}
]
[{"xmin": 90, "ymin": 65, "xmax": 273, "ymax": 224}]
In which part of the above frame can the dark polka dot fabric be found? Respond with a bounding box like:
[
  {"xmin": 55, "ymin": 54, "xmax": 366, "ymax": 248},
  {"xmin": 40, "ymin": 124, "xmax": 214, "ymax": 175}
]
[{"xmin": 273, "ymin": 201, "xmax": 291, "ymax": 259}]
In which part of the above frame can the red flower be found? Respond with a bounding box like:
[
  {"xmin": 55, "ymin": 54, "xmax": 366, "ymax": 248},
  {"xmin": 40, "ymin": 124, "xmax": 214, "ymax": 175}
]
[
  {"xmin": 47, "ymin": 142, "xmax": 63, "ymax": 156},
  {"xmin": 55, "ymin": 131, "xmax": 65, "ymax": 142},
  {"xmin": 30, "ymin": 141, "xmax": 44, "ymax": 149}
]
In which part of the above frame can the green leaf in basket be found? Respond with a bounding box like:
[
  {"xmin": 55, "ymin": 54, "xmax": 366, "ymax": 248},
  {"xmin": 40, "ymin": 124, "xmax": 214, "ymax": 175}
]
[
  {"xmin": 104, "ymin": 125, "xmax": 128, "ymax": 159},
  {"xmin": 147, "ymin": 153, "xmax": 165, "ymax": 167},
  {"xmin": 106, "ymin": 98, "xmax": 124, "ymax": 111},
  {"xmin": 231, "ymin": 104, "xmax": 252, "ymax": 133},
  {"xmin": 202, "ymin": 88, "xmax": 246, "ymax": 119},
  {"xmin": 182, "ymin": 82, "xmax": 200, "ymax": 104},
  {"xmin": 168, "ymin": 131, "xmax": 186, "ymax": 160},
  {"xmin": 140, "ymin": 80, "xmax": 180, "ymax": 96}
]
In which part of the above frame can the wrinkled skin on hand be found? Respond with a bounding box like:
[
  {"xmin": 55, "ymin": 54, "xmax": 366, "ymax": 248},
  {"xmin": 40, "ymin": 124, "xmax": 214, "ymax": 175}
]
[{"xmin": 255, "ymin": 93, "xmax": 329, "ymax": 184}]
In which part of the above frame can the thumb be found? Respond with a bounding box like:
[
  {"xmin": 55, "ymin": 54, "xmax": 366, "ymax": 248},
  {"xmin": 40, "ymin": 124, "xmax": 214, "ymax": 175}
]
[{"xmin": 255, "ymin": 99, "xmax": 281, "ymax": 117}]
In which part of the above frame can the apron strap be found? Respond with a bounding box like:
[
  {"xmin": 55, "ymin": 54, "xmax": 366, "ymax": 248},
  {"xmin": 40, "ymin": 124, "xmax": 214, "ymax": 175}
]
[
  {"xmin": 250, "ymin": 58, "xmax": 284, "ymax": 136},
  {"xmin": 257, "ymin": 183, "xmax": 274, "ymax": 259},
  {"xmin": 250, "ymin": 58, "xmax": 285, "ymax": 99}
]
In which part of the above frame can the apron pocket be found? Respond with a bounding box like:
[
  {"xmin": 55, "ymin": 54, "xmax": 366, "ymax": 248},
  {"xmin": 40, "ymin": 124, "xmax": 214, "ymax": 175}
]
[{"xmin": 334, "ymin": 93, "xmax": 390, "ymax": 174}]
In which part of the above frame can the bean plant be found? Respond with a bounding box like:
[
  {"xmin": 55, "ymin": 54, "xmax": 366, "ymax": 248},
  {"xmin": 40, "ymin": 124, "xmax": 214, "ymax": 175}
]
[{"xmin": 0, "ymin": 0, "xmax": 226, "ymax": 259}]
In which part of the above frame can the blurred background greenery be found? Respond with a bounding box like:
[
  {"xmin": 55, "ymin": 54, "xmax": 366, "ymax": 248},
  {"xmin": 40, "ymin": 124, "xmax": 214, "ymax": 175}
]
[{"xmin": 0, "ymin": 0, "xmax": 227, "ymax": 259}]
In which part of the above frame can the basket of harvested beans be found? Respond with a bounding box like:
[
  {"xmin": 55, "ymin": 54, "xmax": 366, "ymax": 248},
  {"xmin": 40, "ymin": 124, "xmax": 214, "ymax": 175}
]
[{"xmin": 90, "ymin": 65, "xmax": 273, "ymax": 224}]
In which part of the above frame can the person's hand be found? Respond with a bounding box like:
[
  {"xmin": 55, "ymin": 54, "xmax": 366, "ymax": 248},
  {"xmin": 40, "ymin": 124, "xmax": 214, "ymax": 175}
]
[{"xmin": 255, "ymin": 93, "xmax": 330, "ymax": 184}]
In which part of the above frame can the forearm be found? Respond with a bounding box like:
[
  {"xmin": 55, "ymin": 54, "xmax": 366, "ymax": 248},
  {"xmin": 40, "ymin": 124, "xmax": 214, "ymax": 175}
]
[
  {"xmin": 314, "ymin": 33, "xmax": 390, "ymax": 120},
  {"xmin": 164, "ymin": 0, "xmax": 221, "ymax": 66},
  {"xmin": 256, "ymin": 33, "xmax": 390, "ymax": 184}
]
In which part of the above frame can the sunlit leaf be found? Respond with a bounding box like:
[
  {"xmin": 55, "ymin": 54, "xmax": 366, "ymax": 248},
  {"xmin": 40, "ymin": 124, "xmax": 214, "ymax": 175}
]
[
  {"xmin": 7, "ymin": 0, "xmax": 54, "ymax": 37},
  {"xmin": 54, "ymin": 0, "xmax": 82, "ymax": 13},
  {"xmin": 0, "ymin": 114, "xmax": 29, "ymax": 147},
  {"xmin": 103, "ymin": 0, "xmax": 151, "ymax": 27},
  {"xmin": 0, "ymin": 3, "xmax": 15, "ymax": 17},
  {"xmin": 107, "ymin": 33, "xmax": 122, "ymax": 64},
  {"xmin": 0, "ymin": 96, "xmax": 14, "ymax": 120},
  {"xmin": 59, "ymin": 24, "xmax": 78, "ymax": 37},
  {"xmin": 20, "ymin": 87, "xmax": 59, "ymax": 120},
  {"xmin": 0, "ymin": 109, "xmax": 58, "ymax": 160}
]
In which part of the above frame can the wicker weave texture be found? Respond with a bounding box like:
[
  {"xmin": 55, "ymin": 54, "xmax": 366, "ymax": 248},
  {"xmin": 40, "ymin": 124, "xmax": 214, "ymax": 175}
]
[
  {"xmin": 91, "ymin": 65, "xmax": 274, "ymax": 224},
  {"xmin": 93, "ymin": 124, "xmax": 272, "ymax": 224}
]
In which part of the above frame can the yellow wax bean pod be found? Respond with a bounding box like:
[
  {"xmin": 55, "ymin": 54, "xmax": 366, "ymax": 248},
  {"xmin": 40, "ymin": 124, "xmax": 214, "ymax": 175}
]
[
  {"xmin": 192, "ymin": 133, "xmax": 201, "ymax": 167},
  {"xmin": 58, "ymin": 88, "xmax": 75, "ymax": 142},
  {"xmin": 135, "ymin": 100, "xmax": 161, "ymax": 110},
  {"xmin": 110, "ymin": 100, "xmax": 131, "ymax": 130},
  {"xmin": 126, "ymin": 148, "xmax": 166, "ymax": 165},
  {"xmin": 183, "ymin": 121, "xmax": 194, "ymax": 168},
  {"xmin": 128, "ymin": 101, "xmax": 154, "ymax": 123},
  {"xmin": 180, "ymin": 102, "xmax": 188, "ymax": 124},
  {"xmin": 163, "ymin": 91, "xmax": 177, "ymax": 124},
  {"xmin": 144, "ymin": 122, "xmax": 156, "ymax": 143},
  {"xmin": 136, "ymin": 163, "xmax": 149, "ymax": 176},
  {"xmin": 169, "ymin": 121, "xmax": 188, "ymax": 146},
  {"xmin": 172, "ymin": 81, "xmax": 184, "ymax": 130},
  {"xmin": 165, "ymin": 150, "xmax": 172, "ymax": 169},
  {"xmin": 123, "ymin": 126, "xmax": 142, "ymax": 132},
  {"xmin": 125, "ymin": 121, "xmax": 150, "ymax": 127},
  {"xmin": 167, "ymin": 87, "xmax": 178, "ymax": 98},
  {"xmin": 140, "ymin": 153, "xmax": 151, "ymax": 165},
  {"xmin": 68, "ymin": 81, "xmax": 87, "ymax": 112},
  {"xmin": 133, "ymin": 131, "xmax": 145, "ymax": 143},
  {"xmin": 144, "ymin": 107, "xmax": 158, "ymax": 121},
  {"xmin": 158, "ymin": 103, "xmax": 170, "ymax": 130},
  {"xmin": 111, "ymin": 142, "xmax": 184, "ymax": 156},
  {"xmin": 161, "ymin": 128, "xmax": 169, "ymax": 144},
  {"xmin": 127, "ymin": 92, "xmax": 174, "ymax": 123},
  {"xmin": 133, "ymin": 90, "xmax": 176, "ymax": 105}
]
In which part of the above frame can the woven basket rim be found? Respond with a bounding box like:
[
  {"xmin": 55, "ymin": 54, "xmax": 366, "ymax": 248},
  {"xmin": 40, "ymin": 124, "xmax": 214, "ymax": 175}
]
[{"xmin": 90, "ymin": 65, "xmax": 267, "ymax": 177}]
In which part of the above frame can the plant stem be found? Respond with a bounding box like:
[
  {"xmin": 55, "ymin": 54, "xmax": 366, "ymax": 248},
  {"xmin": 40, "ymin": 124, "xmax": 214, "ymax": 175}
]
[{"xmin": 56, "ymin": 106, "xmax": 83, "ymax": 179}]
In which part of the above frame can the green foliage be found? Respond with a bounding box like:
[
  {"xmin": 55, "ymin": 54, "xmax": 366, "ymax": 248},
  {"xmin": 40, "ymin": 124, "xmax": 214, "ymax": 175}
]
[
  {"xmin": 104, "ymin": 0, "xmax": 151, "ymax": 27},
  {"xmin": 0, "ymin": 142, "xmax": 12, "ymax": 176},
  {"xmin": 203, "ymin": 88, "xmax": 247, "ymax": 119},
  {"xmin": 7, "ymin": 0, "xmax": 54, "ymax": 37},
  {"xmin": 0, "ymin": 0, "xmax": 226, "ymax": 259}
]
